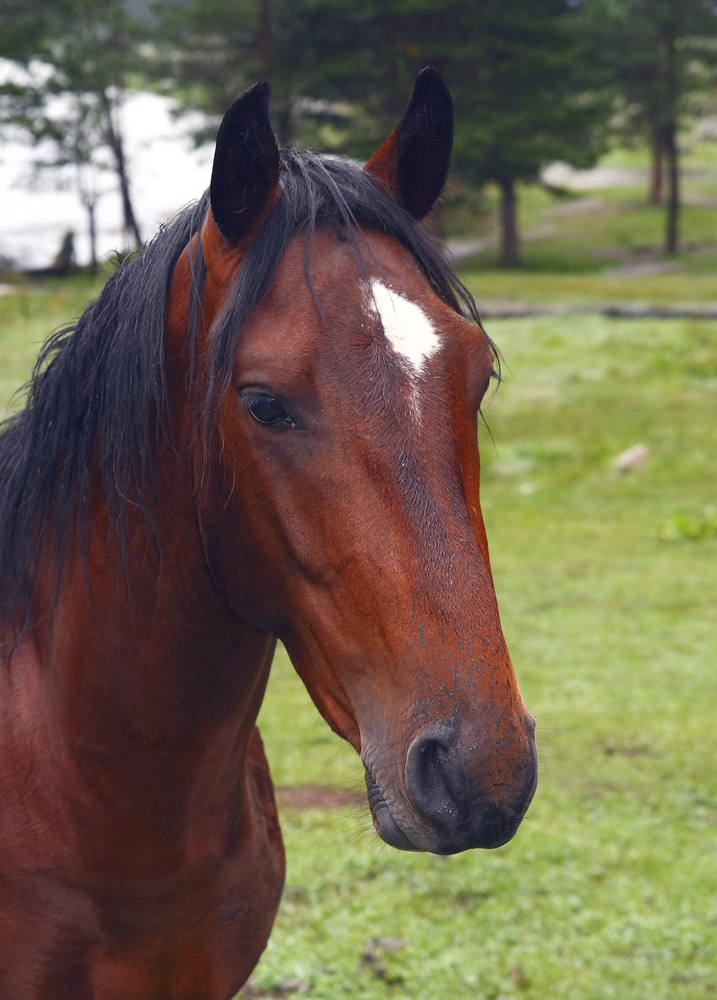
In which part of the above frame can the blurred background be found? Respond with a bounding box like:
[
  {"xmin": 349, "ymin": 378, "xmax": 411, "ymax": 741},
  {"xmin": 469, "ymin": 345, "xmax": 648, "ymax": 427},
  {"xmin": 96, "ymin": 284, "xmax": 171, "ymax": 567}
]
[
  {"xmin": 1, "ymin": 2, "xmax": 716, "ymax": 999},
  {"xmin": 1, "ymin": 0, "xmax": 716, "ymax": 272}
]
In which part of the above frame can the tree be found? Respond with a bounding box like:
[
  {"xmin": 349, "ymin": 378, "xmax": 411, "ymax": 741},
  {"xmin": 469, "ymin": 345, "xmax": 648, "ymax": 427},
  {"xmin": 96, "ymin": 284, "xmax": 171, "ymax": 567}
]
[
  {"xmin": 434, "ymin": 0, "xmax": 611, "ymax": 265},
  {"xmin": 278, "ymin": 0, "xmax": 612, "ymax": 266},
  {"xmin": 4, "ymin": 70, "xmax": 109, "ymax": 272},
  {"xmin": 155, "ymin": 0, "xmax": 362, "ymax": 148},
  {"xmin": 0, "ymin": 0, "xmax": 74, "ymax": 62},
  {"xmin": 0, "ymin": 0, "xmax": 147, "ymax": 258},
  {"xmin": 154, "ymin": 0, "xmax": 273, "ymax": 141},
  {"xmin": 156, "ymin": 0, "xmax": 613, "ymax": 265},
  {"xmin": 582, "ymin": 0, "xmax": 717, "ymax": 254}
]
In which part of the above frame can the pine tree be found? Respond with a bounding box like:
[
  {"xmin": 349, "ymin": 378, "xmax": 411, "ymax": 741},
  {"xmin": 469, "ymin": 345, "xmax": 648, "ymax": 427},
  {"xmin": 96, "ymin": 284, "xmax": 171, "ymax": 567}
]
[
  {"xmin": 581, "ymin": 0, "xmax": 717, "ymax": 255},
  {"xmin": 274, "ymin": 0, "xmax": 612, "ymax": 265}
]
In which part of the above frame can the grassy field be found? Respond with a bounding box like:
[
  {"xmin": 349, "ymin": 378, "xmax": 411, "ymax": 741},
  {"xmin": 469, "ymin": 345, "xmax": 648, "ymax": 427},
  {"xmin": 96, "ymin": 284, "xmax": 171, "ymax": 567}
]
[{"xmin": 1, "ymin": 168, "xmax": 715, "ymax": 999}]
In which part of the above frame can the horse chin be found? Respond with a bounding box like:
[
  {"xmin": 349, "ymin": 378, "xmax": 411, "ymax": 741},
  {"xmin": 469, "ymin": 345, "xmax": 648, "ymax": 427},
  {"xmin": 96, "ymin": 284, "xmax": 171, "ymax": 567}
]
[
  {"xmin": 364, "ymin": 768, "xmax": 419, "ymax": 852},
  {"xmin": 370, "ymin": 803, "xmax": 420, "ymax": 852},
  {"xmin": 364, "ymin": 765, "xmax": 461, "ymax": 854}
]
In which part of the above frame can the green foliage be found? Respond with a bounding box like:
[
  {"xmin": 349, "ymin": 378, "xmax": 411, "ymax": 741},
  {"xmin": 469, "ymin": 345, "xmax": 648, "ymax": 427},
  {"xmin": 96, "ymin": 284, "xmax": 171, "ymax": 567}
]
[
  {"xmin": 0, "ymin": 0, "xmax": 75, "ymax": 61},
  {"xmin": 578, "ymin": 0, "xmax": 717, "ymax": 253},
  {"xmin": 153, "ymin": 0, "xmax": 267, "ymax": 141},
  {"xmin": 580, "ymin": 0, "xmax": 717, "ymax": 138},
  {"xmin": 441, "ymin": 1, "xmax": 609, "ymax": 186},
  {"xmin": 0, "ymin": 1, "xmax": 149, "ymax": 117},
  {"xmin": 440, "ymin": 0, "xmax": 612, "ymax": 263},
  {"xmin": 248, "ymin": 0, "xmax": 613, "ymax": 264},
  {"xmin": 5, "ymin": 1, "xmax": 716, "ymax": 264},
  {"xmin": 154, "ymin": 1, "xmax": 613, "ymax": 172}
]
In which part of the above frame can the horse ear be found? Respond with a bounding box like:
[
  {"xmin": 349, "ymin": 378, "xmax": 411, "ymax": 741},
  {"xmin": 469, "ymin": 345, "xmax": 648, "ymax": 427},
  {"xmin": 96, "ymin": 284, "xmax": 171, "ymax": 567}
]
[
  {"xmin": 365, "ymin": 67, "xmax": 453, "ymax": 220},
  {"xmin": 209, "ymin": 81, "xmax": 280, "ymax": 247}
]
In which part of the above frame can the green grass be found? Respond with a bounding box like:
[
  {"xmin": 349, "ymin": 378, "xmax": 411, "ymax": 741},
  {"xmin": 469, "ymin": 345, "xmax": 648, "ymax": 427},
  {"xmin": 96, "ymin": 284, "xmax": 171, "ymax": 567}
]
[
  {"xmin": 465, "ymin": 269, "xmax": 717, "ymax": 306},
  {"xmin": 0, "ymin": 223, "xmax": 715, "ymax": 999},
  {"xmin": 0, "ymin": 274, "xmax": 105, "ymax": 416}
]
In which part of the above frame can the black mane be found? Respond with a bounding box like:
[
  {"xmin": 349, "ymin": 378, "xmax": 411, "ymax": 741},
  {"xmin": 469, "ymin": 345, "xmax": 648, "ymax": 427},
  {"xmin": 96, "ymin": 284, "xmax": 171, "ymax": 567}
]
[{"xmin": 0, "ymin": 148, "xmax": 484, "ymax": 628}]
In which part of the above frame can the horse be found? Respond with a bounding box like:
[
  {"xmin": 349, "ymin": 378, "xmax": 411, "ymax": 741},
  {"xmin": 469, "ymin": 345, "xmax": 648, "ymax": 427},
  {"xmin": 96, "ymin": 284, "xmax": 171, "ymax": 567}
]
[{"xmin": 0, "ymin": 69, "xmax": 537, "ymax": 999}]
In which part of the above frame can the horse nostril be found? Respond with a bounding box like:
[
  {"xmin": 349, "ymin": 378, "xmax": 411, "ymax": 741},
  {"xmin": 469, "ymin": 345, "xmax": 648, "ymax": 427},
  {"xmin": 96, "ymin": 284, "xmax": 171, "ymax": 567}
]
[
  {"xmin": 404, "ymin": 723, "xmax": 538, "ymax": 852},
  {"xmin": 405, "ymin": 728, "xmax": 465, "ymax": 827}
]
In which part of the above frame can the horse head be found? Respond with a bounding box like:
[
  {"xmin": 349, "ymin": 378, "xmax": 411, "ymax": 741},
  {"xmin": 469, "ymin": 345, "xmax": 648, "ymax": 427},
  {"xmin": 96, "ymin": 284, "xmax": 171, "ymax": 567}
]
[{"xmin": 174, "ymin": 70, "xmax": 537, "ymax": 855}]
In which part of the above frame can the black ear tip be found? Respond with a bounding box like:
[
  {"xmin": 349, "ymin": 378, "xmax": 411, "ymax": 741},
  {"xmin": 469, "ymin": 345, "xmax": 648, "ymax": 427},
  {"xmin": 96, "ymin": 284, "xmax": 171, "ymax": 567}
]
[
  {"xmin": 415, "ymin": 65, "xmax": 447, "ymax": 88},
  {"xmin": 412, "ymin": 66, "xmax": 452, "ymax": 110},
  {"xmin": 244, "ymin": 79, "xmax": 271, "ymax": 113},
  {"xmin": 219, "ymin": 80, "xmax": 272, "ymax": 136}
]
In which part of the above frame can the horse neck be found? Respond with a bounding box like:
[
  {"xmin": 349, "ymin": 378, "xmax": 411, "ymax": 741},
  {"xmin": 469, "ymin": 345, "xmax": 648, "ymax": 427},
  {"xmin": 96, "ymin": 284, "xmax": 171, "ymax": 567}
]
[
  {"xmin": 5, "ymin": 385, "xmax": 276, "ymax": 864},
  {"xmin": 70, "ymin": 446, "xmax": 271, "ymax": 722}
]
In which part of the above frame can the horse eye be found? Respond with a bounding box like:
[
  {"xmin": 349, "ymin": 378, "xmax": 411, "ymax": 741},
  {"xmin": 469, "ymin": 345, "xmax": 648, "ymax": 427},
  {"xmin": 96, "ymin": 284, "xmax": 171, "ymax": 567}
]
[
  {"xmin": 245, "ymin": 393, "xmax": 298, "ymax": 429},
  {"xmin": 481, "ymin": 367, "xmax": 501, "ymax": 400}
]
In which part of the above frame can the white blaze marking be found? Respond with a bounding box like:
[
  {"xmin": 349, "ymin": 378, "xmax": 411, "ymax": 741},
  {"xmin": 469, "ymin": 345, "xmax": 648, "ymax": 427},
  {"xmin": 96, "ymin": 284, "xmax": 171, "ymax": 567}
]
[{"xmin": 367, "ymin": 280, "xmax": 441, "ymax": 375}]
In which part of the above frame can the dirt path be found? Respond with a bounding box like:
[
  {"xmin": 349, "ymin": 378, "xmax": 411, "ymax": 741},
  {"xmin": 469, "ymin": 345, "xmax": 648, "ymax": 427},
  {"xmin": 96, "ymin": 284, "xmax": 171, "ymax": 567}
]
[{"xmin": 476, "ymin": 301, "xmax": 717, "ymax": 320}]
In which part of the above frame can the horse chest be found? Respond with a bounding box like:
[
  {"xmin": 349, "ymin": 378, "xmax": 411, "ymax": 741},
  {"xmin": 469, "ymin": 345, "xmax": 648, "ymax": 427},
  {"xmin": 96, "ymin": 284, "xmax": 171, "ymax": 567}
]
[
  {"xmin": 0, "ymin": 701, "xmax": 285, "ymax": 999},
  {"xmin": 0, "ymin": 846, "xmax": 284, "ymax": 1000}
]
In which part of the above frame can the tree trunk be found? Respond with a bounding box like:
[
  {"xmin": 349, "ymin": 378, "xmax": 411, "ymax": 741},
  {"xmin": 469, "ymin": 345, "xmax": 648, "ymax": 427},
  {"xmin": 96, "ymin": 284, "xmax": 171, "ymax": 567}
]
[
  {"xmin": 664, "ymin": 121, "xmax": 679, "ymax": 255},
  {"xmin": 112, "ymin": 124, "xmax": 142, "ymax": 248},
  {"xmin": 499, "ymin": 177, "xmax": 521, "ymax": 267},
  {"xmin": 77, "ymin": 159, "xmax": 99, "ymax": 274},
  {"xmin": 83, "ymin": 8, "xmax": 142, "ymax": 249},
  {"xmin": 663, "ymin": 26, "xmax": 679, "ymax": 256},
  {"xmin": 101, "ymin": 89, "xmax": 142, "ymax": 248},
  {"xmin": 273, "ymin": 93, "xmax": 293, "ymax": 147},
  {"xmin": 86, "ymin": 199, "xmax": 98, "ymax": 275},
  {"xmin": 649, "ymin": 129, "xmax": 664, "ymax": 205}
]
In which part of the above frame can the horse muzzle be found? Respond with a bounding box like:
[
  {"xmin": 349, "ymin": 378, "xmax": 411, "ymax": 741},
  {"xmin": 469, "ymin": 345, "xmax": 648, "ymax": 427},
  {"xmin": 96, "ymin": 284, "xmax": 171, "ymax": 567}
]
[{"xmin": 363, "ymin": 716, "xmax": 538, "ymax": 855}]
